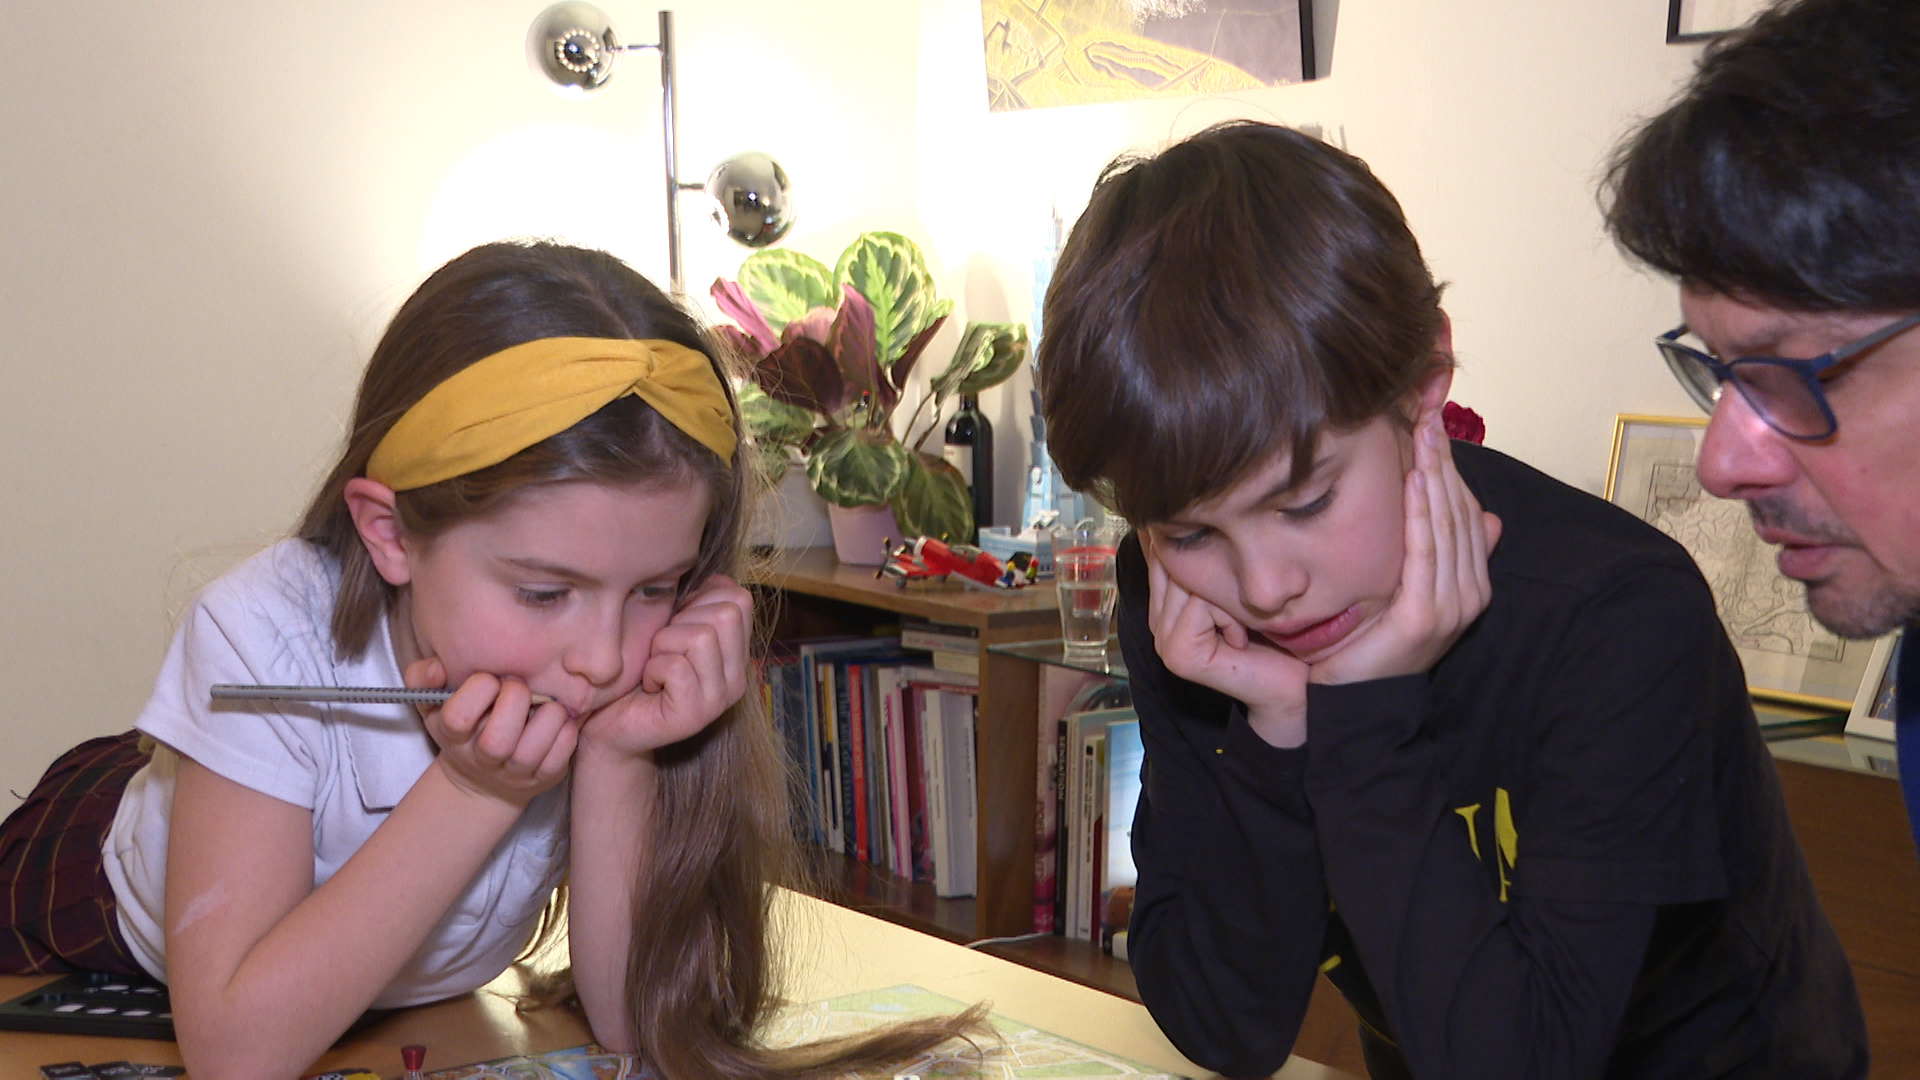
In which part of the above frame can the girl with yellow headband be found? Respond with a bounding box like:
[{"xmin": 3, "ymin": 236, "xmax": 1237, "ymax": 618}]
[{"xmin": 0, "ymin": 241, "xmax": 980, "ymax": 1077}]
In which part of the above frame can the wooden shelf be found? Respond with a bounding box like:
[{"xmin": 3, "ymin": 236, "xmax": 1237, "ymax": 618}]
[
  {"xmin": 746, "ymin": 546, "xmax": 1060, "ymax": 636},
  {"xmin": 748, "ymin": 547, "xmax": 1058, "ymax": 941}
]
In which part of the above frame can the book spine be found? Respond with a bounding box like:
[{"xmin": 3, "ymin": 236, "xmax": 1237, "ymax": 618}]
[
  {"xmin": 819, "ymin": 661, "xmax": 842, "ymax": 853},
  {"xmin": 899, "ymin": 623, "xmax": 980, "ymax": 653},
  {"xmin": 1034, "ymin": 715, "xmax": 1059, "ymax": 934},
  {"xmin": 881, "ymin": 670, "xmax": 912, "ymax": 879},
  {"xmin": 948, "ymin": 691, "xmax": 978, "ymax": 897},
  {"xmin": 1072, "ymin": 732, "xmax": 1102, "ymax": 941},
  {"xmin": 905, "ymin": 686, "xmax": 933, "ymax": 883},
  {"xmin": 1089, "ymin": 732, "xmax": 1107, "ymax": 943},
  {"xmin": 1059, "ymin": 714, "xmax": 1075, "ymax": 926},
  {"xmin": 923, "ymin": 691, "xmax": 953, "ymax": 895},
  {"xmin": 861, "ymin": 665, "xmax": 883, "ymax": 868},
  {"xmin": 930, "ymin": 650, "xmax": 980, "ymax": 677},
  {"xmin": 797, "ymin": 651, "xmax": 822, "ymax": 847},
  {"xmin": 839, "ymin": 662, "xmax": 861, "ymax": 859},
  {"xmin": 788, "ymin": 663, "xmax": 815, "ymax": 840}
]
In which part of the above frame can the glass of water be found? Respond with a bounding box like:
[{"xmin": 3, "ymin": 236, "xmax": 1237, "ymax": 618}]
[{"xmin": 1054, "ymin": 517, "xmax": 1123, "ymax": 657}]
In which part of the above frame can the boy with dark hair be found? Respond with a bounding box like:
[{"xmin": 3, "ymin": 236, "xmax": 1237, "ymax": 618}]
[{"xmin": 1041, "ymin": 120, "xmax": 1865, "ymax": 1079}]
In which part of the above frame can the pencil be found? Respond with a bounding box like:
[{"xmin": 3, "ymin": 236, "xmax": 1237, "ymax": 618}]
[{"xmin": 209, "ymin": 684, "xmax": 555, "ymax": 707}]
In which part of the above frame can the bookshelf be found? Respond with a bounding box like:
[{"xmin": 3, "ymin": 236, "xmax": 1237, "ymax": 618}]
[
  {"xmin": 746, "ymin": 550, "xmax": 1362, "ymax": 1070},
  {"xmin": 746, "ymin": 546, "xmax": 1060, "ymax": 942}
]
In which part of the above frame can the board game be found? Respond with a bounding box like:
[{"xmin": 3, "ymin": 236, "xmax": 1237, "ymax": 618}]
[
  {"xmin": 418, "ymin": 984, "xmax": 1186, "ymax": 1079},
  {"xmin": 0, "ymin": 971, "xmax": 174, "ymax": 1041}
]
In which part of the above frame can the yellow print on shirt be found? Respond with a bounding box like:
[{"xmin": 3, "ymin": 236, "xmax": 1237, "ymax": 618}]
[{"xmin": 1454, "ymin": 788, "xmax": 1519, "ymax": 901}]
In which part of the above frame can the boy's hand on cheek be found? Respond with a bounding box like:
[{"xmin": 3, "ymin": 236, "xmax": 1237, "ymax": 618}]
[
  {"xmin": 406, "ymin": 658, "xmax": 580, "ymax": 807},
  {"xmin": 1311, "ymin": 413, "xmax": 1502, "ymax": 686},
  {"xmin": 582, "ymin": 575, "xmax": 753, "ymax": 758},
  {"xmin": 1144, "ymin": 535, "xmax": 1309, "ymax": 748}
]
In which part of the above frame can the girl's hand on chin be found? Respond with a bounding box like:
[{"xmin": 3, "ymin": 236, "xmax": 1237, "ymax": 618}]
[
  {"xmin": 582, "ymin": 574, "xmax": 753, "ymax": 758},
  {"xmin": 407, "ymin": 658, "xmax": 581, "ymax": 807},
  {"xmin": 1144, "ymin": 533, "xmax": 1309, "ymax": 748},
  {"xmin": 1310, "ymin": 410, "xmax": 1502, "ymax": 686}
]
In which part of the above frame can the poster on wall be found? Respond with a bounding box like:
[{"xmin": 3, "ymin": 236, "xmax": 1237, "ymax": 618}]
[{"xmin": 980, "ymin": 0, "xmax": 1315, "ymax": 112}]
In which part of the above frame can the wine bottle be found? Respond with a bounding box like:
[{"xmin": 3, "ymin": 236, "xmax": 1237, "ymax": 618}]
[{"xmin": 942, "ymin": 395, "xmax": 993, "ymax": 542}]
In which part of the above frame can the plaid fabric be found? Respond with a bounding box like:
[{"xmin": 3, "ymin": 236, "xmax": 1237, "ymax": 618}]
[{"xmin": 0, "ymin": 731, "xmax": 148, "ymax": 975}]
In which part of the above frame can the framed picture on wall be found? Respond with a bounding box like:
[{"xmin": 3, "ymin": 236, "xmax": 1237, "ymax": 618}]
[
  {"xmin": 1603, "ymin": 415, "xmax": 1894, "ymax": 710},
  {"xmin": 1846, "ymin": 634, "xmax": 1901, "ymax": 742},
  {"xmin": 980, "ymin": 0, "xmax": 1315, "ymax": 112},
  {"xmin": 1668, "ymin": 0, "xmax": 1772, "ymax": 43}
]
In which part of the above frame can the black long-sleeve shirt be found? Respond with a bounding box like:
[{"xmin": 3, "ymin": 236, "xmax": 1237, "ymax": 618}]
[{"xmin": 1123, "ymin": 441, "xmax": 1866, "ymax": 1080}]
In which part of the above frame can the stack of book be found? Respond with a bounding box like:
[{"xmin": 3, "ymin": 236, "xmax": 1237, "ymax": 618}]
[
  {"xmin": 764, "ymin": 630, "xmax": 981, "ymax": 898},
  {"xmin": 899, "ymin": 619, "xmax": 982, "ymax": 677},
  {"xmin": 1032, "ymin": 665, "xmax": 1139, "ymax": 952}
]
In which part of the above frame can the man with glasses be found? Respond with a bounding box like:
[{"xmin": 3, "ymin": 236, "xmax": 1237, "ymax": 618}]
[{"xmin": 1604, "ymin": 0, "xmax": 1920, "ymax": 856}]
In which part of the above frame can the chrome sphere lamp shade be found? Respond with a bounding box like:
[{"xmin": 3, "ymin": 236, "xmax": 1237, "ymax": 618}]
[{"xmin": 527, "ymin": 3, "xmax": 794, "ymax": 291}]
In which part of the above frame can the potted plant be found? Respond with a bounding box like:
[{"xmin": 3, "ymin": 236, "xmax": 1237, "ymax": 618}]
[{"xmin": 712, "ymin": 231, "xmax": 1028, "ymax": 562}]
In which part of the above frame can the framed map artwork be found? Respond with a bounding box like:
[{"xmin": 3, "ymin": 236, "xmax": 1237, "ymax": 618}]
[
  {"xmin": 1603, "ymin": 415, "xmax": 1893, "ymax": 710},
  {"xmin": 979, "ymin": 0, "xmax": 1315, "ymax": 112}
]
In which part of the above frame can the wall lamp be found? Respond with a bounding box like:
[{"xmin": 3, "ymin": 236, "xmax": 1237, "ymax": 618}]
[{"xmin": 527, "ymin": 2, "xmax": 794, "ymax": 291}]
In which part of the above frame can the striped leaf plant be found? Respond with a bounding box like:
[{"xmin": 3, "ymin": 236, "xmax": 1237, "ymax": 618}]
[{"xmin": 713, "ymin": 231, "xmax": 1028, "ymax": 544}]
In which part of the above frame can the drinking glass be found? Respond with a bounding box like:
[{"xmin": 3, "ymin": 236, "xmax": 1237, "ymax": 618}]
[{"xmin": 1054, "ymin": 517, "xmax": 1122, "ymax": 657}]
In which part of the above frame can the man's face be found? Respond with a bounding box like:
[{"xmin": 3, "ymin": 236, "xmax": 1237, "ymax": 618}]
[{"xmin": 1685, "ymin": 285, "xmax": 1920, "ymax": 637}]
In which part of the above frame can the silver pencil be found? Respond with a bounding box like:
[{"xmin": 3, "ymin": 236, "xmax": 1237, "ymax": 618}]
[{"xmin": 209, "ymin": 684, "xmax": 554, "ymax": 706}]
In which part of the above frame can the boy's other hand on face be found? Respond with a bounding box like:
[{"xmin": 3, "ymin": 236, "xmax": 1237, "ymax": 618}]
[
  {"xmin": 406, "ymin": 657, "xmax": 581, "ymax": 808},
  {"xmin": 1144, "ymin": 532, "xmax": 1310, "ymax": 748},
  {"xmin": 1310, "ymin": 410, "xmax": 1502, "ymax": 686},
  {"xmin": 580, "ymin": 574, "xmax": 753, "ymax": 758}
]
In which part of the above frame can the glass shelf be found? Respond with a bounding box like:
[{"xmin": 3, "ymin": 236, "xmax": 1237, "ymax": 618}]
[
  {"xmin": 1766, "ymin": 730, "xmax": 1899, "ymax": 780},
  {"xmin": 983, "ymin": 649, "xmax": 1897, "ymax": 779},
  {"xmin": 1754, "ymin": 701, "xmax": 1900, "ymax": 780},
  {"xmin": 988, "ymin": 637, "xmax": 1128, "ymax": 679}
]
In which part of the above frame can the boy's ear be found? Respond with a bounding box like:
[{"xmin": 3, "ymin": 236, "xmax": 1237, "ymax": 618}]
[
  {"xmin": 343, "ymin": 477, "xmax": 413, "ymax": 586},
  {"xmin": 1415, "ymin": 310, "xmax": 1457, "ymax": 416}
]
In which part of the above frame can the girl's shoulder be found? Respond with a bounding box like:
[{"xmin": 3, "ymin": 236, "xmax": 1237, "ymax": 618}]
[{"xmin": 194, "ymin": 538, "xmax": 342, "ymax": 638}]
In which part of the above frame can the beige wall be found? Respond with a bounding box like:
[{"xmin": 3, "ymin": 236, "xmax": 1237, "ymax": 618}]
[{"xmin": 0, "ymin": 0, "xmax": 1708, "ymax": 799}]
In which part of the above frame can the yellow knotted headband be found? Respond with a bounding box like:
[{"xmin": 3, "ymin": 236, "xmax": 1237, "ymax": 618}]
[{"xmin": 365, "ymin": 337, "xmax": 736, "ymax": 492}]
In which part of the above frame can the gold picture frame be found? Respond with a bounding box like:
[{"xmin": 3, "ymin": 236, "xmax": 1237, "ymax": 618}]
[
  {"xmin": 1845, "ymin": 634, "xmax": 1900, "ymax": 742},
  {"xmin": 1603, "ymin": 414, "xmax": 1892, "ymax": 710}
]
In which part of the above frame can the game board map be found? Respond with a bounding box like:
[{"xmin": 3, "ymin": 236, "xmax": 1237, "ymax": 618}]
[
  {"xmin": 37, "ymin": 1064, "xmax": 183, "ymax": 1079},
  {"xmin": 418, "ymin": 984, "xmax": 1188, "ymax": 1078}
]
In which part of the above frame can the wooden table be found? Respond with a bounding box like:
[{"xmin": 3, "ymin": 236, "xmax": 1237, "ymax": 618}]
[{"xmin": 0, "ymin": 890, "xmax": 1355, "ymax": 1079}]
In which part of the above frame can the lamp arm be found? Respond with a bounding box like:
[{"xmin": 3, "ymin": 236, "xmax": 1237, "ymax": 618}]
[{"xmin": 625, "ymin": 13, "xmax": 685, "ymax": 293}]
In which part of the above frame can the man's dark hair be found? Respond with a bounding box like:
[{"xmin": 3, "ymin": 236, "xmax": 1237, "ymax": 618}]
[{"xmin": 1603, "ymin": 0, "xmax": 1920, "ymax": 311}]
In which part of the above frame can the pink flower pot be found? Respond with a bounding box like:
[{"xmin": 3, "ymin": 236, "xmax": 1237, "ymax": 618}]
[{"xmin": 827, "ymin": 502, "xmax": 902, "ymax": 566}]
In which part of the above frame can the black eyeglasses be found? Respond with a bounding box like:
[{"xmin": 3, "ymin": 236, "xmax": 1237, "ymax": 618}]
[{"xmin": 1656, "ymin": 312, "xmax": 1920, "ymax": 441}]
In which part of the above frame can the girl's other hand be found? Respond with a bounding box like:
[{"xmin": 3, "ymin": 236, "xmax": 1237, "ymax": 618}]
[
  {"xmin": 580, "ymin": 574, "xmax": 753, "ymax": 757},
  {"xmin": 405, "ymin": 658, "xmax": 581, "ymax": 807},
  {"xmin": 1144, "ymin": 532, "xmax": 1310, "ymax": 748},
  {"xmin": 1310, "ymin": 409, "xmax": 1502, "ymax": 686}
]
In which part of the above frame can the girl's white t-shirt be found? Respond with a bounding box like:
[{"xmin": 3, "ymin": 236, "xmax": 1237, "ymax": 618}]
[{"xmin": 102, "ymin": 540, "xmax": 570, "ymax": 1009}]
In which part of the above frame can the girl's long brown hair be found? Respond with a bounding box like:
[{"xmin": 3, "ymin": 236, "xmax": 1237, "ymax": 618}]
[{"xmin": 298, "ymin": 240, "xmax": 987, "ymax": 1077}]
